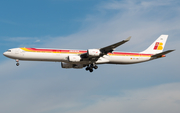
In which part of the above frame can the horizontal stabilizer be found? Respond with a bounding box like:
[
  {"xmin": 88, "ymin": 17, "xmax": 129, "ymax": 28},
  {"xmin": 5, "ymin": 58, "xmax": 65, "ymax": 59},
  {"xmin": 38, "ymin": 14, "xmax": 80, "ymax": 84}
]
[{"xmin": 151, "ymin": 50, "xmax": 175, "ymax": 58}]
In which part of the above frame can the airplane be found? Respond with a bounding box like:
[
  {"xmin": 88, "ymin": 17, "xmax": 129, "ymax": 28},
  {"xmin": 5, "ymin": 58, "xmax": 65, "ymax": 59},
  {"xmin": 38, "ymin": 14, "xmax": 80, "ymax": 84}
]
[{"xmin": 3, "ymin": 35, "xmax": 174, "ymax": 72}]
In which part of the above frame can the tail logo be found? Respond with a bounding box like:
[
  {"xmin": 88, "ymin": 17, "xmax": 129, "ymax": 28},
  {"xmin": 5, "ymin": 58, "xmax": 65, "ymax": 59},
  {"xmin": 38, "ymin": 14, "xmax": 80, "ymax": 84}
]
[{"xmin": 154, "ymin": 42, "xmax": 163, "ymax": 50}]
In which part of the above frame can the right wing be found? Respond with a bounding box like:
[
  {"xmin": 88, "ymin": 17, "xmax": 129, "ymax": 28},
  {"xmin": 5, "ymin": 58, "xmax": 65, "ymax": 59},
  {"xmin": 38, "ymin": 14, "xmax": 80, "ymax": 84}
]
[
  {"xmin": 80, "ymin": 36, "xmax": 131, "ymax": 59},
  {"xmin": 99, "ymin": 36, "xmax": 131, "ymax": 54}
]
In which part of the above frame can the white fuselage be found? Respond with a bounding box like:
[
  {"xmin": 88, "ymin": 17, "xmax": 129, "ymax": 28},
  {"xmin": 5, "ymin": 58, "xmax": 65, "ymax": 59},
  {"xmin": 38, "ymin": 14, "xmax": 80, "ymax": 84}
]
[
  {"xmin": 3, "ymin": 48, "xmax": 152, "ymax": 65},
  {"xmin": 3, "ymin": 35, "xmax": 172, "ymax": 72}
]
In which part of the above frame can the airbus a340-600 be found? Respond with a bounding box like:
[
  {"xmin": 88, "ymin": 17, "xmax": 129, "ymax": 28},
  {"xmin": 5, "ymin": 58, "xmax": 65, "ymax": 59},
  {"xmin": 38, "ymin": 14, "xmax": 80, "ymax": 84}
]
[{"xmin": 3, "ymin": 35, "xmax": 174, "ymax": 72}]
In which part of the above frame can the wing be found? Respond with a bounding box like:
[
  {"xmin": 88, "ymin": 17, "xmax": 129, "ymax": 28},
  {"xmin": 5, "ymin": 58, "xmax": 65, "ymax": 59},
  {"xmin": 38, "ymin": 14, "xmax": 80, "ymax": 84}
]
[
  {"xmin": 80, "ymin": 36, "xmax": 131, "ymax": 59},
  {"xmin": 151, "ymin": 50, "xmax": 175, "ymax": 58},
  {"xmin": 100, "ymin": 36, "xmax": 131, "ymax": 54}
]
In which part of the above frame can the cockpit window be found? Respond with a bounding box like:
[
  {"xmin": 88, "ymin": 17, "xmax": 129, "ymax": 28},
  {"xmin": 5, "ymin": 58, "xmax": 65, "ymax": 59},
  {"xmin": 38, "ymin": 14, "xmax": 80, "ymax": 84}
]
[{"xmin": 7, "ymin": 50, "xmax": 11, "ymax": 52}]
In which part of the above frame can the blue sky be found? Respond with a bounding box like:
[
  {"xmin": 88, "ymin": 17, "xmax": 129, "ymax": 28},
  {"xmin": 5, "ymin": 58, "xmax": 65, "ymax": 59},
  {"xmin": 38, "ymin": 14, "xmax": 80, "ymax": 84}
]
[{"xmin": 0, "ymin": 0, "xmax": 180, "ymax": 113}]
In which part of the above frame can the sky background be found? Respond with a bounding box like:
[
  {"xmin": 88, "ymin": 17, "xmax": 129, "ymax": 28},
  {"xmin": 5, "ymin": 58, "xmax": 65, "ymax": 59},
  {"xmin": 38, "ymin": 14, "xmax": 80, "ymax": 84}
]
[{"xmin": 0, "ymin": 0, "xmax": 180, "ymax": 113}]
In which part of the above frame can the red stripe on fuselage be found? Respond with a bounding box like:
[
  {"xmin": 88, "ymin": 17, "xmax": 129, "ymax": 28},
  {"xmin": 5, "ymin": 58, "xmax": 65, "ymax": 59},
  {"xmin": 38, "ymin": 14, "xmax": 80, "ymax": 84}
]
[
  {"xmin": 25, "ymin": 48, "xmax": 87, "ymax": 53},
  {"xmin": 24, "ymin": 48, "xmax": 152, "ymax": 56}
]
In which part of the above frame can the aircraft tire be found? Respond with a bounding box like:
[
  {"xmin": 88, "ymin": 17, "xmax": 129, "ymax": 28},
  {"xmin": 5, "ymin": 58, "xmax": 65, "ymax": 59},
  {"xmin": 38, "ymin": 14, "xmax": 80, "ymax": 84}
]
[
  {"xmin": 16, "ymin": 63, "xmax": 19, "ymax": 66},
  {"xmin": 86, "ymin": 67, "xmax": 90, "ymax": 71},
  {"xmin": 94, "ymin": 65, "xmax": 98, "ymax": 69},
  {"xmin": 89, "ymin": 69, "xmax": 93, "ymax": 72}
]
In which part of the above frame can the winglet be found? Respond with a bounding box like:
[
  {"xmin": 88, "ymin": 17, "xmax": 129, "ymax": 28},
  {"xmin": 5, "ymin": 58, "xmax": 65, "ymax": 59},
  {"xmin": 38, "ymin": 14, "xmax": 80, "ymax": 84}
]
[{"xmin": 125, "ymin": 36, "xmax": 131, "ymax": 41}]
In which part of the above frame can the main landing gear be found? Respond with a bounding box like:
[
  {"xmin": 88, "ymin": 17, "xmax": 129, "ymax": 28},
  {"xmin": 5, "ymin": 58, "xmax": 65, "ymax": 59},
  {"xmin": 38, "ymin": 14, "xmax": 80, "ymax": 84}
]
[
  {"xmin": 85, "ymin": 63, "xmax": 98, "ymax": 73},
  {"xmin": 16, "ymin": 59, "xmax": 19, "ymax": 66}
]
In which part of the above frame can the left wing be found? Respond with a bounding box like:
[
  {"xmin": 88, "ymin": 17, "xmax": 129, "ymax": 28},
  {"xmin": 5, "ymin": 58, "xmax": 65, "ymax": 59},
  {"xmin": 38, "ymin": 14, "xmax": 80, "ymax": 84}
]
[{"xmin": 80, "ymin": 36, "xmax": 131, "ymax": 59}]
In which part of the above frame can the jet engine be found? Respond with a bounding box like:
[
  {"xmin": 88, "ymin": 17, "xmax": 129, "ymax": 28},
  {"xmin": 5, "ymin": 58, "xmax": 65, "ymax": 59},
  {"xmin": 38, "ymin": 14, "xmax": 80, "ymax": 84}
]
[
  {"xmin": 61, "ymin": 62, "xmax": 73, "ymax": 68},
  {"xmin": 68, "ymin": 56, "xmax": 81, "ymax": 62},
  {"xmin": 87, "ymin": 49, "xmax": 101, "ymax": 56},
  {"xmin": 61, "ymin": 62, "xmax": 83, "ymax": 69}
]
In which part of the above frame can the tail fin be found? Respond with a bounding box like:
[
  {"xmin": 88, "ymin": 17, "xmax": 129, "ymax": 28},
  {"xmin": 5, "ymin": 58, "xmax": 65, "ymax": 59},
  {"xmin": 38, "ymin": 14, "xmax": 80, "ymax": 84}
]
[{"xmin": 141, "ymin": 35, "xmax": 168, "ymax": 54}]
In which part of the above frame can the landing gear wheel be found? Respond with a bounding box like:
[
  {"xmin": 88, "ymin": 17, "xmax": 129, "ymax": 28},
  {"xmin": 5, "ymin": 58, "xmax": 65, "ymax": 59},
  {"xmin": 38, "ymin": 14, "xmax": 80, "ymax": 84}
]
[
  {"xmin": 15, "ymin": 59, "xmax": 19, "ymax": 66},
  {"xmin": 89, "ymin": 69, "xmax": 93, "ymax": 72},
  {"xmin": 86, "ymin": 67, "xmax": 90, "ymax": 71},
  {"xmin": 90, "ymin": 63, "xmax": 98, "ymax": 69},
  {"xmin": 85, "ymin": 64, "xmax": 97, "ymax": 72},
  {"xmin": 94, "ymin": 65, "xmax": 98, "ymax": 69},
  {"xmin": 16, "ymin": 63, "xmax": 19, "ymax": 66}
]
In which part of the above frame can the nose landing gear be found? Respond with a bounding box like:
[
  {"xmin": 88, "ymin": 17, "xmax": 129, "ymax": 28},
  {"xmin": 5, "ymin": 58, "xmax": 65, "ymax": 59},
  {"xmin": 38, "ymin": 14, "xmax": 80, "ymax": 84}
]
[
  {"xmin": 85, "ymin": 63, "xmax": 98, "ymax": 72},
  {"xmin": 16, "ymin": 59, "xmax": 19, "ymax": 66}
]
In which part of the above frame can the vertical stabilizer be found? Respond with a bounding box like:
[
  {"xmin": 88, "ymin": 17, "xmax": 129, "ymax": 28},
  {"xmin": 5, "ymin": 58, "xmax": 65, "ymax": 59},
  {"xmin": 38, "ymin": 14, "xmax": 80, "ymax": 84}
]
[{"xmin": 141, "ymin": 35, "xmax": 168, "ymax": 54}]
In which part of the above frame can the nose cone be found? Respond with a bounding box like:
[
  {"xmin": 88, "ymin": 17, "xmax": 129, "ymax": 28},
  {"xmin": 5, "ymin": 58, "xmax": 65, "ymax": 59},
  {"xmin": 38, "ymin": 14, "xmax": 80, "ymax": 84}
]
[{"xmin": 3, "ymin": 52, "xmax": 7, "ymax": 56}]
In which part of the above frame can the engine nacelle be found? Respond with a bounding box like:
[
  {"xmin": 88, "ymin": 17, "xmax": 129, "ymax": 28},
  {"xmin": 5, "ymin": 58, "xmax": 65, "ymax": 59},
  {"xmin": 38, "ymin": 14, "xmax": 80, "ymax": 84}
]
[
  {"xmin": 61, "ymin": 62, "xmax": 73, "ymax": 68},
  {"xmin": 61, "ymin": 62, "xmax": 83, "ymax": 69},
  {"xmin": 68, "ymin": 55, "xmax": 81, "ymax": 62},
  {"xmin": 87, "ymin": 49, "xmax": 101, "ymax": 56},
  {"xmin": 73, "ymin": 64, "xmax": 84, "ymax": 69}
]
